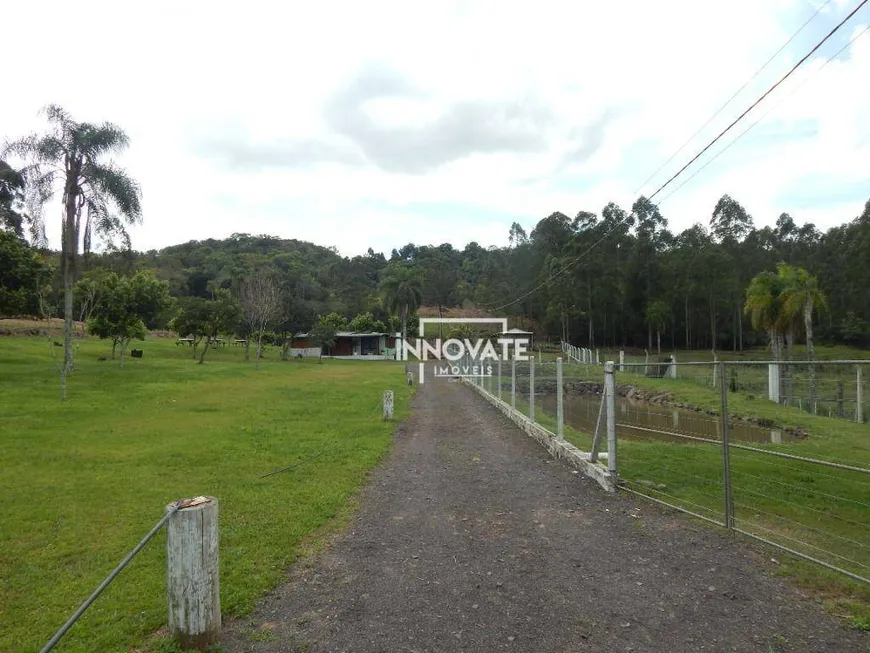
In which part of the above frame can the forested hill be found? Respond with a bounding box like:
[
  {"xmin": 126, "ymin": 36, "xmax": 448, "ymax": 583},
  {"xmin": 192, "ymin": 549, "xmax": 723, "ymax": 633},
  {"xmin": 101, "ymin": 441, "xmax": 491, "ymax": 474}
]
[{"xmin": 6, "ymin": 195, "xmax": 870, "ymax": 350}]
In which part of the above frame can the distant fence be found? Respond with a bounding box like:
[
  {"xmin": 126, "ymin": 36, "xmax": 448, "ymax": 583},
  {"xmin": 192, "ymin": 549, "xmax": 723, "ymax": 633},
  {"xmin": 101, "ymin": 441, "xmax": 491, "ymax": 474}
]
[
  {"xmin": 465, "ymin": 352, "xmax": 870, "ymax": 586},
  {"xmin": 562, "ymin": 343, "xmax": 867, "ymax": 424}
]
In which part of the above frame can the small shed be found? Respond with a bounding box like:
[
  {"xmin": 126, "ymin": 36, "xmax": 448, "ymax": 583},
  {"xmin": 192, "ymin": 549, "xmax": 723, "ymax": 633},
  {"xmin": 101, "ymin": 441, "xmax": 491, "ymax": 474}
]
[
  {"xmin": 289, "ymin": 331, "xmax": 395, "ymax": 359},
  {"xmin": 499, "ymin": 327, "xmax": 535, "ymax": 349}
]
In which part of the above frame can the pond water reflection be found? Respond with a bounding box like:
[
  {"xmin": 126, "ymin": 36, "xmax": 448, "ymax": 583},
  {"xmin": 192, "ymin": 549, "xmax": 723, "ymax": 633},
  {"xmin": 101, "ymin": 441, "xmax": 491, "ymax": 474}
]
[{"xmin": 537, "ymin": 393, "xmax": 795, "ymax": 444}]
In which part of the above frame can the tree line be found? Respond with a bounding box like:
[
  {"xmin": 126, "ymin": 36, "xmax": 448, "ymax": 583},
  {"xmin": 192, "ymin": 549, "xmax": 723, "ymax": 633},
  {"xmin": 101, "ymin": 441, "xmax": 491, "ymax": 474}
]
[
  {"xmin": 3, "ymin": 106, "xmax": 870, "ymax": 392},
  {"xmin": 6, "ymin": 196, "xmax": 869, "ymax": 353}
]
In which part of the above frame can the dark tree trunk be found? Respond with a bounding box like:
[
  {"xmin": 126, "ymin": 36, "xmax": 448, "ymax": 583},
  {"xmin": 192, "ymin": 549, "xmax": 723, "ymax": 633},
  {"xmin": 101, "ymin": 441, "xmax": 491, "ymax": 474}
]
[
  {"xmin": 198, "ymin": 336, "xmax": 212, "ymax": 364},
  {"xmin": 685, "ymin": 296, "xmax": 689, "ymax": 351}
]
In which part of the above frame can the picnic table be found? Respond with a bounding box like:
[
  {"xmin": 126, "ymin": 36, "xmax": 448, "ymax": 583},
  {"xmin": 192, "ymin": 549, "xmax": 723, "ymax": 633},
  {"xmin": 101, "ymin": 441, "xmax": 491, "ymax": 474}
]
[{"xmin": 176, "ymin": 337, "xmax": 195, "ymax": 346}]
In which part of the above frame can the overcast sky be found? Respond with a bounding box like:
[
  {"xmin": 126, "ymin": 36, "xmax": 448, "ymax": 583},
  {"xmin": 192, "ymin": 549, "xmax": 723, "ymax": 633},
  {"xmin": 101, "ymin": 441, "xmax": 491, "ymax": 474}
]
[{"xmin": 3, "ymin": 0, "xmax": 869, "ymax": 256}]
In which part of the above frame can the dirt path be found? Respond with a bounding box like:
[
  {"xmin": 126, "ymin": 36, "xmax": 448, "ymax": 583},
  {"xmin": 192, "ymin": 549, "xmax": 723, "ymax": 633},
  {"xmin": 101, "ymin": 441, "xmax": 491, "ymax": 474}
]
[{"xmin": 223, "ymin": 375, "xmax": 867, "ymax": 652}]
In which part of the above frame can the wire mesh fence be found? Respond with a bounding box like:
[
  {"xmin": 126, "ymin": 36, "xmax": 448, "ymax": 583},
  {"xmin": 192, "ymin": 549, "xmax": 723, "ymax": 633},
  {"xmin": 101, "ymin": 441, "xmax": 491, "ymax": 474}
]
[
  {"xmin": 609, "ymin": 360, "xmax": 870, "ymax": 584},
  {"xmin": 463, "ymin": 352, "xmax": 870, "ymax": 586},
  {"xmin": 587, "ymin": 346, "xmax": 868, "ymax": 424}
]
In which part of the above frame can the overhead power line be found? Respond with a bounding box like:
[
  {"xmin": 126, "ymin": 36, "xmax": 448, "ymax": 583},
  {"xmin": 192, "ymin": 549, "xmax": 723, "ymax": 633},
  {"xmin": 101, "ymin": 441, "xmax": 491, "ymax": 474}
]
[
  {"xmin": 485, "ymin": 0, "xmax": 868, "ymax": 313},
  {"xmin": 647, "ymin": 0, "xmax": 869, "ymax": 201},
  {"xmin": 657, "ymin": 22, "xmax": 870, "ymax": 205},
  {"xmin": 632, "ymin": 0, "xmax": 832, "ymax": 196}
]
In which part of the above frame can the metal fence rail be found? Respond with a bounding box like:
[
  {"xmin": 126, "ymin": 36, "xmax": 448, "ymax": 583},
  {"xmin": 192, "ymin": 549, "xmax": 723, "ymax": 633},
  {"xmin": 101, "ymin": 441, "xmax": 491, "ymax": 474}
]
[
  {"xmin": 579, "ymin": 344, "xmax": 868, "ymax": 424},
  {"xmin": 466, "ymin": 352, "xmax": 870, "ymax": 586}
]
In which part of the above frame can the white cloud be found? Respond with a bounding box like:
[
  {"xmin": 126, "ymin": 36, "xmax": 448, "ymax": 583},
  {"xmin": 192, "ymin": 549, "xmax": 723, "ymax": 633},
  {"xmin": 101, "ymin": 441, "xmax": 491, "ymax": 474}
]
[{"xmin": 2, "ymin": 0, "xmax": 868, "ymax": 256}]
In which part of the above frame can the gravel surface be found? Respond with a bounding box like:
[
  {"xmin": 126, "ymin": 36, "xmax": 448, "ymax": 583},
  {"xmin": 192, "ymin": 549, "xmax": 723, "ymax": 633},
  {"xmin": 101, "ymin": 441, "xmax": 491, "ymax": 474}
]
[{"xmin": 223, "ymin": 375, "xmax": 868, "ymax": 652}]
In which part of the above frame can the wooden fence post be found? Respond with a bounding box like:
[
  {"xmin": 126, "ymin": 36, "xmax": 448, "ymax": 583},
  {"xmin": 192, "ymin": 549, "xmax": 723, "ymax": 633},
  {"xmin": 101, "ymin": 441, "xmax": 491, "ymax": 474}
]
[
  {"xmin": 383, "ymin": 390, "xmax": 394, "ymax": 420},
  {"xmin": 167, "ymin": 497, "xmax": 220, "ymax": 652}
]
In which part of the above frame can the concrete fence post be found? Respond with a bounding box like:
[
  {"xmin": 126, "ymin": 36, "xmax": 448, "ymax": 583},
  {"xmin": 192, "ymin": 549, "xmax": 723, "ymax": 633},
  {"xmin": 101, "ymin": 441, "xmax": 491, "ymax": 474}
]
[
  {"xmin": 529, "ymin": 355, "xmax": 536, "ymax": 421},
  {"xmin": 556, "ymin": 357, "xmax": 564, "ymax": 440},
  {"xmin": 668, "ymin": 354, "xmax": 677, "ymax": 379},
  {"xmin": 596, "ymin": 349, "xmax": 600, "ymax": 365},
  {"xmin": 619, "ymin": 350, "xmax": 625, "ymax": 372},
  {"xmin": 383, "ymin": 390, "xmax": 394, "ymax": 420},
  {"xmin": 167, "ymin": 497, "xmax": 220, "ymax": 652},
  {"xmin": 768, "ymin": 363, "xmax": 781, "ymax": 403},
  {"xmin": 511, "ymin": 357, "xmax": 517, "ymax": 410},
  {"xmin": 497, "ymin": 359, "xmax": 502, "ymax": 401},
  {"xmin": 604, "ymin": 362, "xmax": 617, "ymax": 480},
  {"xmin": 857, "ymin": 365, "xmax": 864, "ymax": 423}
]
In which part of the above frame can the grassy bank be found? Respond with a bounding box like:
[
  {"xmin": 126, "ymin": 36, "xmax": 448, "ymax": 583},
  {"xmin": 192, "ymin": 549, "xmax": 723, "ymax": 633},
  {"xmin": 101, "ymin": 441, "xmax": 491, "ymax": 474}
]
[{"xmin": 0, "ymin": 335, "xmax": 412, "ymax": 652}]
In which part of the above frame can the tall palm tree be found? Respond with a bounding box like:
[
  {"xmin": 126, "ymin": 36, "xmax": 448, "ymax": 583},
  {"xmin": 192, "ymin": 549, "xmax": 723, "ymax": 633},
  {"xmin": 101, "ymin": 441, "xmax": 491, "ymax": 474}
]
[
  {"xmin": 744, "ymin": 270, "xmax": 785, "ymax": 361},
  {"xmin": 380, "ymin": 263, "xmax": 422, "ymax": 344},
  {"xmin": 4, "ymin": 105, "xmax": 142, "ymax": 398},
  {"xmin": 744, "ymin": 270, "xmax": 788, "ymax": 403},
  {"xmin": 780, "ymin": 263, "xmax": 828, "ymax": 408}
]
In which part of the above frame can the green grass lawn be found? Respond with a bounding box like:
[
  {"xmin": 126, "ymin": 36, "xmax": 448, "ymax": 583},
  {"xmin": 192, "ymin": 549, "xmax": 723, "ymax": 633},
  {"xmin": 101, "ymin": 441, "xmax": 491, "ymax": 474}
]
[{"xmin": 0, "ymin": 335, "xmax": 413, "ymax": 653}]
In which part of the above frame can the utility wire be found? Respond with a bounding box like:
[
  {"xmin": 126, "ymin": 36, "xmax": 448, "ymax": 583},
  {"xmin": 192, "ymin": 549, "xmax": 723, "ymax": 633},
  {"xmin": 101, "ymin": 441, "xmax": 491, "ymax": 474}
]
[
  {"xmin": 657, "ymin": 22, "xmax": 870, "ymax": 205},
  {"xmin": 633, "ymin": 0, "xmax": 832, "ymax": 196},
  {"xmin": 484, "ymin": 0, "xmax": 868, "ymax": 313},
  {"xmin": 648, "ymin": 0, "xmax": 869, "ymax": 201}
]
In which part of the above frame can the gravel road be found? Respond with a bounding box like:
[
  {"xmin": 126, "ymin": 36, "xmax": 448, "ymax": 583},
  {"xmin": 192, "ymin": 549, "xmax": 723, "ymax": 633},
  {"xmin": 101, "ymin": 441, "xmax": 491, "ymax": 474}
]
[{"xmin": 223, "ymin": 374, "xmax": 867, "ymax": 652}]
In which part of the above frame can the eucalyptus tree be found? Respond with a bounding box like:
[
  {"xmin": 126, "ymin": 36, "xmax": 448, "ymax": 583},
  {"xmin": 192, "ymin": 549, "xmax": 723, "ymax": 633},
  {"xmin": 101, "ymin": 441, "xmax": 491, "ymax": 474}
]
[
  {"xmin": 0, "ymin": 160, "xmax": 28, "ymax": 237},
  {"xmin": 645, "ymin": 299, "xmax": 671, "ymax": 354},
  {"xmin": 710, "ymin": 194, "xmax": 754, "ymax": 350},
  {"xmin": 4, "ymin": 105, "xmax": 141, "ymax": 397}
]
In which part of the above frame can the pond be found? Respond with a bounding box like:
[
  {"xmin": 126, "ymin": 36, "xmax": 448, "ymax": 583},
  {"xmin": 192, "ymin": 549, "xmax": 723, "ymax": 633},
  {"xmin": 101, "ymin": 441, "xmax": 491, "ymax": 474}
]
[{"xmin": 536, "ymin": 392, "xmax": 797, "ymax": 444}]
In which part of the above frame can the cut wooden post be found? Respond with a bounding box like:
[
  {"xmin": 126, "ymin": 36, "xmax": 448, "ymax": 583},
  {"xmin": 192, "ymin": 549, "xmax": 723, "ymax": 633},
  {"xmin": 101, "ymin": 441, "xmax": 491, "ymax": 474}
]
[
  {"xmin": 383, "ymin": 390, "xmax": 394, "ymax": 420},
  {"xmin": 619, "ymin": 350, "xmax": 625, "ymax": 372},
  {"xmin": 167, "ymin": 497, "xmax": 220, "ymax": 652}
]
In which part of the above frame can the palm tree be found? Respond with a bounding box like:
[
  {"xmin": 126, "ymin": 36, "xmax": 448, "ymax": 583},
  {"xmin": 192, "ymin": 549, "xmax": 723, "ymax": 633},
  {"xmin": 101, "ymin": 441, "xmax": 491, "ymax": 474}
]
[
  {"xmin": 4, "ymin": 105, "xmax": 141, "ymax": 398},
  {"xmin": 744, "ymin": 270, "xmax": 785, "ymax": 361},
  {"xmin": 780, "ymin": 263, "xmax": 827, "ymax": 408},
  {"xmin": 380, "ymin": 263, "xmax": 422, "ymax": 344}
]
